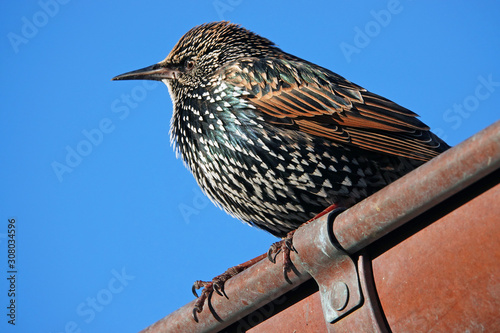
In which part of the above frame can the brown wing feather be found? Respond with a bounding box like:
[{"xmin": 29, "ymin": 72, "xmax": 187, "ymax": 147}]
[{"xmin": 222, "ymin": 58, "xmax": 448, "ymax": 161}]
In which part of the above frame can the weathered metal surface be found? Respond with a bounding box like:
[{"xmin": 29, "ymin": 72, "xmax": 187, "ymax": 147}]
[
  {"xmin": 245, "ymin": 255, "xmax": 392, "ymax": 333},
  {"xmin": 329, "ymin": 255, "xmax": 390, "ymax": 333},
  {"xmin": 333, "ymin": 120, "xmax": 500, "ymax": 254},
  {"xmin": 245, "ymin": 282, "xmax": 327, "ymax": 333},
  {"xmin": 291, "ymin": 213, "xmax": 363, "ymax": 323},
  {"xmin": 373, "ymin": 180, "xmax": 500, "ymax": 332}
]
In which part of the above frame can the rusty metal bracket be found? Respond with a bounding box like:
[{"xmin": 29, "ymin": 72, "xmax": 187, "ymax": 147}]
[{"xmin": 293, "ymin": 211, "xmax": 363, "ymax": 323}]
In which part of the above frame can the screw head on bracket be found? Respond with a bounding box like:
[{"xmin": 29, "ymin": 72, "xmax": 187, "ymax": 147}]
[{"xmin": 332, "ymin": 281, "xmax": 349, "ymax": 311}]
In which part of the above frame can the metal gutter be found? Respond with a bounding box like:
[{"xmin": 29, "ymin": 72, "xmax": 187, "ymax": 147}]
[
  {"xmin": 140, "ymin": 120, "xmax": 500, "ymax": 333},
  {"xmin": 334, "ymin": 119, "xmax": 500, "ymax": 254}
]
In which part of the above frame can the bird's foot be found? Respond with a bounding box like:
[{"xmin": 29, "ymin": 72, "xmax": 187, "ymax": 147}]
[
  {"xmin": 267, "ymin": 230, "xmax": 298, "ymax": 283},
  {"xmin": 191, "ymin": 253, "xmax": 267, "ymax": 322},
  {"xmin": 267, "ymin": 204, "xmax": 346, "ymax": 282}
]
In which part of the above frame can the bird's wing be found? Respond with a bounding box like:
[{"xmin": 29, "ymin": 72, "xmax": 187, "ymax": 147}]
[{"xmin": 221, "ymin": 58, "xmax": 447, "ymax": 161}]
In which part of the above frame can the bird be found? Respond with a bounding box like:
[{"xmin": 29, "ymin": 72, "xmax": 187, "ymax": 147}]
[{"xmin": 112, "ymin": 21, "xmax": 449, "ymax": 320}]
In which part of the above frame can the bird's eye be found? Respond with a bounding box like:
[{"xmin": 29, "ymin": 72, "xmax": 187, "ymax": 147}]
[{"xmin": 185, "ymin": 60, "xmax": 195, "ymax": 70}]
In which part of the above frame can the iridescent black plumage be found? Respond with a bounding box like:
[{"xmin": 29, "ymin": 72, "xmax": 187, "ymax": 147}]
[{"xmin": 113, "ymin": 21, "xmax": 449, "ymax": 238}]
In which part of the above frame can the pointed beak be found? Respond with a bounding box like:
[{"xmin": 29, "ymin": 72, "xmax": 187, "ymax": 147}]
[{"xmin": 112, "ymin": 63, "xmax": 180, "ymax": 81}]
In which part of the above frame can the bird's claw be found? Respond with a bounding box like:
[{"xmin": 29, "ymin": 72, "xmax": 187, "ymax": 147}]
[
  {"xmin": 266, "ymin": 230, "xmax": 297, "ymax": 282},
  {"xmin": 192, "ymin": 283, "xmax": 209, "ymax": 323},
  {"xmin": 284, "ymin": 237, "xmax": 297, "ymax": 253},
  {"xmin": 267, "ymin": 241, "xmax": 282, "ymax": 263},
  {"xmin": 192, "ymin": 280, "xmax": 204, "ymax": 297},
  {"xmin": 192, "ymin": 305, "xmax": 202, "ymax": 323},
  {"xmin": 191, "ymin": 263, "xmax": 249, "ymax": 322}
]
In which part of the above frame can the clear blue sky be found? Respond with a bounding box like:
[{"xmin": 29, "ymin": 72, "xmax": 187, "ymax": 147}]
[{"xmin": 1, "ymin": 1, "xmax": 499, "ymax": 332}]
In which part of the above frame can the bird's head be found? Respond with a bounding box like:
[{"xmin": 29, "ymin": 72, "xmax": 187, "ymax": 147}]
[{"xmin": 112, "ymin": 21, "xmax": 282, "ymax": 90}]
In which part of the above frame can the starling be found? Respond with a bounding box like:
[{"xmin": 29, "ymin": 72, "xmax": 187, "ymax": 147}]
[
  {"xmin": 113, "ymin": 21, "xmax": 448, "ymax": 236},
  {"xmin": 112, "ymin": 21, "xmax": 449, "ymax": 318}
]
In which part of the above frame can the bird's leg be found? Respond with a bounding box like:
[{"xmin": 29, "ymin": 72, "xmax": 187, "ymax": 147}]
[
  {"xmin": 192, "ymin": 253, "xmax": 267, "ymax": 322},
  {"xmin": 309, "ymin": 203, "xmax": 345, "ymax": 222},
  {"xmin": 267, "ymin": 204, "xmax": 346, "ymax": 281}
]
